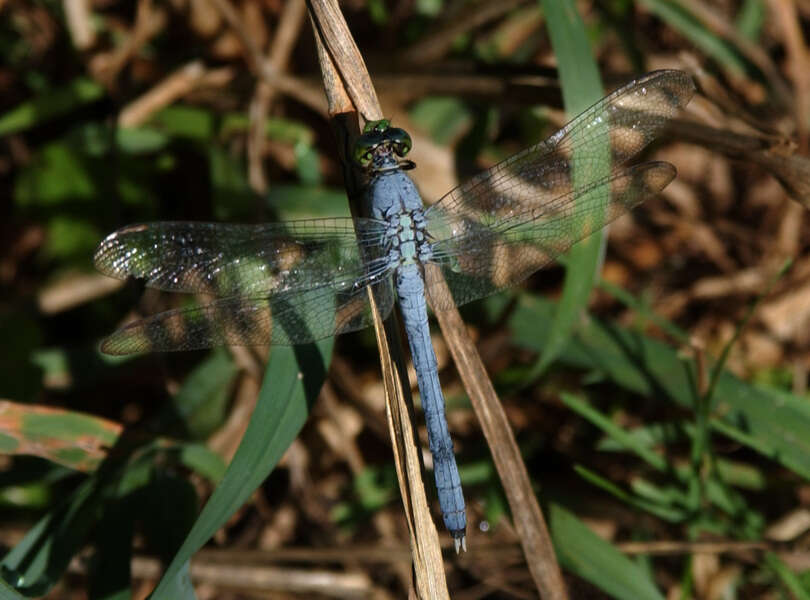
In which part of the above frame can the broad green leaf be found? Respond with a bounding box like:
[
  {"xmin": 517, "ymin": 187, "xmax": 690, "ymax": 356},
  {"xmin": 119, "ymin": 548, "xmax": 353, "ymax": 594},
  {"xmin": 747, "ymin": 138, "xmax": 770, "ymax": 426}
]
[
  {"xmin": 116, "ymin": 127, "xmax": 169, "ymax": 154},
  {"xmin": 15, "ymin": 142, "xmax": 97, "ymax": 206},
  {"xmin": 151, "ymin": 339, "xmax": 333, "ymax": 599},
  {"xmin": 272, "ymin": 185, "xmax": 350, "ymax": 221},
  {"xmin": 0, "ymin": 78, "xmax": 105, "ymax": 136},
  {"xmin": 177, "ymin": 443, "xmax": 227, "ymax": 483},
  {"xmin": 0, "ymin": 401, "xmax": 120, "ymax": 472},
  {"xmin": 163, "ymin": 349, "xmax": 238, "ymax": 439},
  {"xmin": 561, "ymin": 393, "xmax": 667, "ymax": 471}
]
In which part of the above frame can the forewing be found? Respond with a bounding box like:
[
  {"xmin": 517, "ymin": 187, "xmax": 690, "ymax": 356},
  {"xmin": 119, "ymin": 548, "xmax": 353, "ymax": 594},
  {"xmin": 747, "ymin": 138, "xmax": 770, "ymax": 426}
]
[
  {"xmin": 100, "ymin": 274, "xmax": 396, "ymax": 354},
  {"xmin": 425, "ymin": 162, "xmax": 676, "ymax": 310},
  {"xmin": 424, "ymin": 70, "xmax": 693, "ymax": 229},
  {"xmin": 94, "ymin": 218, "xmax": 387, "ymax": 297}
]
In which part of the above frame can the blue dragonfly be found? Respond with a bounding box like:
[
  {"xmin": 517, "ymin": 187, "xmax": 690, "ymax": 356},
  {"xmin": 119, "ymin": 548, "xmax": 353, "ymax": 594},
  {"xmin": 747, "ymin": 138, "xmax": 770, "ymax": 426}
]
[{"xmin": 94, "ymin": 70, "xmax": 694, "ymax": 551}]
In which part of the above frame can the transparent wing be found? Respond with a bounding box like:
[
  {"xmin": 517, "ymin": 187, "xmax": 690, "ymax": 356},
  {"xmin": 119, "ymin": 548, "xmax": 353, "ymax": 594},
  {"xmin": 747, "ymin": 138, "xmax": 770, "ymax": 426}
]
[
  {"xmin": 94, "ymin": 218, "xmax": 388, "ymax": 297},
  {"xmin": 425, "ymin": 162, "xmax": 676, "ymax": 310},
  {"xmin": 100, "ymin": 274, "xmax": 395, "ymax": 354},
  {"xmin": 423, "ymin": 70, "xmax": 694, "ymax": 309}
]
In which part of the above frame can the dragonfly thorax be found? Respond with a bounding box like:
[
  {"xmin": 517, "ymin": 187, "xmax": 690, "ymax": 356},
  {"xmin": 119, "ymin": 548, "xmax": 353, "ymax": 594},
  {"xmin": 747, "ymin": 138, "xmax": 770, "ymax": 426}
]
[
  {"xmin": 382, "ymin": 208, "xmax": 432, "ymax": 267},
  {"xmin": 366, "ymin": 167, "xmax": 433, "ymax": 267}
]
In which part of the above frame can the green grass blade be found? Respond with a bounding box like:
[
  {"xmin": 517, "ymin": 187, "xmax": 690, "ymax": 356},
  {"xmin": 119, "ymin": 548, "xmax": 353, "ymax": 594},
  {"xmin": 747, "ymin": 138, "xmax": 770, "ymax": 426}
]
[
  {"xmin": 550, "ymin": 503, "xmax": 666, "ymax": 600},
  {"xmin": 1, "ymin": 477, "xmax": 99, "ymax": 596},
  {"xmin": 574, "ymin": 465, "xmax": 687, "ymax": 522},
  {"xmin": 150, "ymin": 340, "xmax": 333, "ymax": 599},
  {"xmin": 765, "ymin": 552, "xmax": 810, "ymax": 600},
  {"xmin": 532, "ymin": 0, "xmax": 606, "ymax": 377},
  {"xmin": 638, "ymin": 0, "xmax": 747, "ymax": 73},
  {"xmin": 0, "ymin": 580, "xmax": 27, "ymax": 600},
  {"xmin": 561, "ymin": 393, "xmax": 668, "ymax": 471}
]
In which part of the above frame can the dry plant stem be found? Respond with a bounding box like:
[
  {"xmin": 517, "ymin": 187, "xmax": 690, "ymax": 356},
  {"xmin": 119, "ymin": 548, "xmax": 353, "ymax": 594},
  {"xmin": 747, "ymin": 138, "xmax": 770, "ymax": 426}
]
[
  {"xmin": 307, "ymin": 1, "xmax": 449, "ymax": 597},
  {"xmin": 208, "ymin": 0, "xmax": 327, "ymax": 115},
  {"xmin": 118, "ymin": 60, "xmax": 205, "ymax": 127},
  {"xmin": 428, "ymin": 268, "xmax": 568, "ymax": 600},
  {"xmin": 373, "ymin": 72, "xmax": 559, "ymax": 106},
  {"xmin": 399, "ymin": 0, "xmax": 528, "ymax": 65},
  {"xmin": 767, "ymin": 0, "xmax": 810, "ymax": 149},
  {"xmin": 110, "ymin": 556, "xmax": 384, "ymax": 598},
  {"xmin": 62, "ymin": 0, "xmax": 95, "ymax": 50},
  {"xmin": 248, "ymin": 0, "xmax": 308, "ymax": 195},
  {"xmin": 618, "ymin": 540, "xmax": 770, "ymax": 555},
  {"xmin": 669, "ymin": 118, "xmax": 810, "ymax": 206},
  {"xmin": 306, "ymin": 0, "xmax": 381, "ymax": 121},
  {"xmin": 93, "ymin": 0, "xmax": 165, "ymax": 86},
  {"xmin": 37, "ymin": 273, "xmax": 123, "ymax": 314}
]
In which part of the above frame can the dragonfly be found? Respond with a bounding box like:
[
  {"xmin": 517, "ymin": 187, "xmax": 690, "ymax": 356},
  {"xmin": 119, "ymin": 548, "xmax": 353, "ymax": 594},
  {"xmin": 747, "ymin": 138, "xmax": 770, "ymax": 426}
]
[{"xmin": 94, "ymin": 69, "xmax": 695, "ymax": 552}]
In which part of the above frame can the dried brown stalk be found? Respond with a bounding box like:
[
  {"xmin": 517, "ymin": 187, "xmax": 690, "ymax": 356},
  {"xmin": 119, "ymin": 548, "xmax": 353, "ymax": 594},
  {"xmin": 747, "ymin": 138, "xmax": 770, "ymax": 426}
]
[{"xmin": 248, "ymin": 0, "xmax": 308, "ymax": 194}]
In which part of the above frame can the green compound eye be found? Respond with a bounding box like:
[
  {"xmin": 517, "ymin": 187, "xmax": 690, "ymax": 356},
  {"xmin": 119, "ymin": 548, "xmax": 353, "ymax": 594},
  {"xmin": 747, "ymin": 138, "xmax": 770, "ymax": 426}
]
[
  {"xmin": 385, "ymin": 127, "xmax": 412, "ymax": 157},
  {"xmin": 353, "ymin": 132, "xmax": 384, "ymax": 166}
]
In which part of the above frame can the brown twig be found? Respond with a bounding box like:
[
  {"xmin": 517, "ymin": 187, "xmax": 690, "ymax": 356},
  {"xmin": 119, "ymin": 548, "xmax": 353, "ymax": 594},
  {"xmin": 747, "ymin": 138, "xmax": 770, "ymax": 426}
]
[
  {"xmin": 70, "ymin": 555, "xmax": 388, "ymax": 599},
  {"xmin": 117, "ymin": 60, "xmax": 209, "ymax": 127},
  {"xmin": 669, "ymin": 118, "xmax": 810, "ymax": 207},
  {"xmin": 37, "ymin": 272, "xmax": 124, "ymax": 314},
  {"xmin": 399, "ymin": 0, "xmax": 529, "ymax": 65},
  {"xmin": 617, "ymin": 539, "xmax": 770, "ymax": 555},
  {"xmin": 247, "ymin": 0, "xmax": 308, "ymax": 195},
  {"xmin": 62, "ymin": 0, "xmax": 95, "ymax": 50},
  {"xmin": 207, "ymin": 0, "xmax": 327, "ymax": 115},
  {"xmin": 767, "ymin": 0, "xmax": 810, "ymax": 150},
  {"xmin": 90, "ymin": 0, "xmax": 166, "ymax": 87}
]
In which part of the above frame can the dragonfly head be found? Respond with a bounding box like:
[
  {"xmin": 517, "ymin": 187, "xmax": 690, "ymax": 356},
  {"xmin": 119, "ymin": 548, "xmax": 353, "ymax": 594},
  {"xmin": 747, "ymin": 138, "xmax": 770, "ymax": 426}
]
[{"xmin": 354, "ymin": 119, "xmax": 413, "ymax": 172}]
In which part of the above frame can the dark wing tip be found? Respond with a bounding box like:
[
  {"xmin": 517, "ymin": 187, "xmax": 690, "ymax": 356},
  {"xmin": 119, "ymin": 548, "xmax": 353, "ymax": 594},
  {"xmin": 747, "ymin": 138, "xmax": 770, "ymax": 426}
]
[
  {"xmin": 633, "ymin": 160, "xmax": 677, "ymax": 193},
  {"xmin": 639, "ymin": 69, "xmax": 697, "ymax": 109}
]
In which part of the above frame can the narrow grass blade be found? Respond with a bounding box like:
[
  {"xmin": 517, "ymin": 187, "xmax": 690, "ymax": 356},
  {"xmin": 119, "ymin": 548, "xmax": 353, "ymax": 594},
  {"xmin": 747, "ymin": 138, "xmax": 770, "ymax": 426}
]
[
  {"xmin": 638, "ymin": 0, "xmax": 747, "ymax": 74},
  {"xmin": 532, "ymin": 0, "xmax": 606, "ymax": 377},
  {"xmin": 150, "ymin": 340, "xmax": 332, "ymax": 599},
  {"xmin": 765, "ymin": 552, "xmax": 810, "ymax": 600},
  {"xmin": 0, "ymin": 78, "xmax": 105, "ymax": 136},
  {"xmin": 0, "ymin": 580, "xmax": 27, "ymax": 599},
  {"xmin": 510, "ymin": 294, "xmax": 810, "ymax": 481},
  {"xmin": 573, "ymin": 466, "xmax": 688, "ymax": 522},
  {"xmin": 561, "ymin": 393, "xmax": 668, "ymax": 472},
  {"xmin": 550, "ymin": 503, "xmax": 666, "ymax": 600},
  {"xmin": 1, "ymin": 477, "xmax": 99, "ymax": 596}
]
